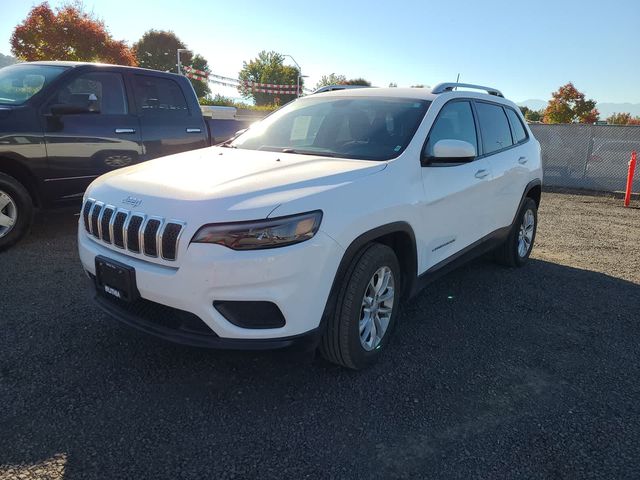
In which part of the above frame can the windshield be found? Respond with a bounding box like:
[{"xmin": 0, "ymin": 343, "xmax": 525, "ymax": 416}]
[
  {"xmin": 230, "ymin": 96, "xmax": 431, "ymax": 160},
  {"xmin": 0, "ymin": 64, "xmax": 69, "ymax": 105}
]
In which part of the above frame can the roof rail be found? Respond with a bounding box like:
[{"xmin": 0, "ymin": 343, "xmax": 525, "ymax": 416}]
[
  {"xmin": 313, "ymin": 85, "xmax": 371, "ymax": 94},
  {"xmin": 431, "ymin": 82, "xmax": 504, "ymax": 98}
]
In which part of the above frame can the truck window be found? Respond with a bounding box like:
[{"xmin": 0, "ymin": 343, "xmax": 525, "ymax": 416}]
[
  {"xmin": 0, "ymin": 64, "xmax": 68, "ymax": 105},
  {"xmin": 133, "ymin": 75, "xmax": 189, "ymax": 116},
  {"xmin": 52, "ymin": 72, "xmax": 128, "ymax": 115}
]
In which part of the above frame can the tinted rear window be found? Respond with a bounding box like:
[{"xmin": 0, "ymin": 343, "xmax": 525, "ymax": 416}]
[
  {"xmin": 476, "ymin": 102, "xmax": 513, "ymax": 154},
  {"xmin": 133, "ymin": 75, "xmax": 189, "ymax": 116}
]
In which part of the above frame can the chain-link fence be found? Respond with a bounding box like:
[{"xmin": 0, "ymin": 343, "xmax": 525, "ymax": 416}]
[{"xmin": 530, "ymin": 124, "xmax": 640, "ymax": 192}]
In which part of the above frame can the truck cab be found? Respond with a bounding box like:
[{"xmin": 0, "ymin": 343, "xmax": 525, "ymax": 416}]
[{"xmin": 0, "ymin": 61, "xmax": 212, "ymax": 250}]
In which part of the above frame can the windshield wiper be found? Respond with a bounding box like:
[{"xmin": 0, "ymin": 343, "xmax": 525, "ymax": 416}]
[{"xmin": 281, "ymin": 148, "xmax": 338, "ymax": 157}]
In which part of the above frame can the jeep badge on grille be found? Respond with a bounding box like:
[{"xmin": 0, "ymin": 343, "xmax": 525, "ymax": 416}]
[{"xmin": 122, "ymin": 196, "xmax": 142, "ymax": 208}]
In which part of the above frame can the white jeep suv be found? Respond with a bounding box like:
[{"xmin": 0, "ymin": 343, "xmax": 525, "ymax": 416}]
[{"xmin": 78, "ymin": 83, "xmax": 542, "ymax": 369}]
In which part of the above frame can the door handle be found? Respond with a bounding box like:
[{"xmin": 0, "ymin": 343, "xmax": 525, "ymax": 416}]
[
  {"xmin": 115, "ymin": 128, "xmax": 135, "ymax": 134},
  {"xmin": 518, "ymin": 156, "xmax": 528, "ymax": 164},
  {"xmin": 475, "ymin": 169, "xmax": 490, "ymax": 179},
  {"xmin": 186, "ymin": 128, "xmax": 202, "ymax": 133}
]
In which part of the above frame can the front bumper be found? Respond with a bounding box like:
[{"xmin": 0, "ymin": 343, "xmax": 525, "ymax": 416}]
[{"xmin": 79, "ymin": 228, "xmax": 344, "ymax": 345}]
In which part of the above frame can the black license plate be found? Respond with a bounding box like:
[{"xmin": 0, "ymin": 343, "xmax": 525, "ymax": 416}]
[{"xmin": 95, "ymin": 255, "xmax": 139, "ymax": 302}]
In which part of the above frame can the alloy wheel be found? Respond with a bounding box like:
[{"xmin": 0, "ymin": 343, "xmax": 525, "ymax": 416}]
[
  {"xmin": 517, "ymin": 209, "xmax": 535, "ymax": 257},
  {"xmin": 359, "ymin": 266, "xmax": 395, "ymax": 351},
  {"xmin": 0, "ymin": 190, "xmax": 17, "ymax": 239}
]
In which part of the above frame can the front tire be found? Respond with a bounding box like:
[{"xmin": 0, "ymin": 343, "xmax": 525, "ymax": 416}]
[
  {"xmin": 0, "ymin": 173, "xmax": 34, "ymax": 252},
  {"xmin": 320, "ymin": 243, "xmax": 401, "ymax": 369},
  {"xmin": 494, "ymin": 197, "xmax": 537, "ymax": 267}
]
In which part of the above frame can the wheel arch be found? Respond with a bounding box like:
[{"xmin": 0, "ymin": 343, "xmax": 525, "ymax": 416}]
[
  {"xmin": 318, "ymin": 222, "xmax": 418, "ymax": 336},
  {"xmin": 0, "ymin": 156, "xmax": 41, "ymax": 207}
]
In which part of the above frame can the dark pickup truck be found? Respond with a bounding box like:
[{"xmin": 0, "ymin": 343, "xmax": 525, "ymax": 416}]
[{"xmin": 0, "ymin": 61, "xmax": 250, "ymax": 250}]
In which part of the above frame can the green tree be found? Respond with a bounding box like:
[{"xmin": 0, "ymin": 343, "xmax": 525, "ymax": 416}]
[
  {"xmin": 10, "ymin": 2, "xmax": 136, "ymax": 65},
  {"xmin": 344, "ymin": 78, "xmax": 371, "ymax": 86},
  {"xmin": 525, "ymin": 109, "xmax": 544, "ymax": 122},
  {"xmin": 388, "ymin": 82, "xmax": 397, "ymax": 87},
  {"xmin": 133, "ymin": 30, "xmax": 210, "ymax": 97},
  {"xmin": 0, "ymin": 53, "xmax": 17, "ymax": 68},
  {"xmin": 410, "ymin": 84, "xmax": 425, "ymax": 88},
  {"xmin": 238, "ymin": 51, "xmax": 302, "ymax": 106},
  {"xmin": 543, "ymin": 83, "xmax": 598, "ymax": 124},
  {"xmin": 315, "ymin": 73, "xmax": 347, "ymax": 90}
]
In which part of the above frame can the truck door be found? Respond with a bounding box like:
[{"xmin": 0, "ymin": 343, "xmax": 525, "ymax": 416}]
[
  {"xmin": 41, "ymin": 69, "xmax": 143, "ymax": 202},
  {"xmin": 132, "ymin": 74, "xmax": 208, "ymax": 159}
]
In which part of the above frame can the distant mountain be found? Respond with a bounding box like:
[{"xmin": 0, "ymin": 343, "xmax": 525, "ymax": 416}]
[
  {"xmin": 517, "ymin": 98, "xmax": 640, "ymax": 119},
  {"xmin": 596, "ymin": 103, "xmax": 640, "ymax": 118},
  {"xmin": 517, "ymin": 99, "xmax": 548, "ymax": 111},
  {"xmin": 0, "ymin": 53, "xmax": 17, "ymax": 68}
]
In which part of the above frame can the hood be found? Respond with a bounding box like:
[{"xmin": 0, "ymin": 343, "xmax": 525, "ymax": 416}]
[{"xmin": 88, "ymin": 146, "xmax": 386, "ymax": 221}]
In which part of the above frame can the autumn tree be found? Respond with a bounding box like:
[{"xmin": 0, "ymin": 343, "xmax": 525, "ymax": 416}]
[
  {"xmin": 238, "ymin": 51, "xmax": 302, "ymax": 106},
  {"xmin": 543, "ymin": 83, "xmax": 599, "ymax": 124},
  {"xmin": 10, "ymin": 2, "xmax": 136, "ymax": 65},
  {"xmin": 133, "ymin": 30, "xmax": 210, "ymax": 97},
  {"xmin": 606, "ymin": 112, "xmax": 640, "ymax": 125}
]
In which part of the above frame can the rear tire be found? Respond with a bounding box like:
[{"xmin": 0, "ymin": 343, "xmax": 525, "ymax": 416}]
[
  {"xmin": 0, "ymin": 173, "xmax": 34, "ymax": 252},
  {"xmin": 494, "ymin": 197, "xmax": 537, "ymax": 267},
  {"xmin": 319, "ymin": 243, "xmax": 401, "ymax": 369}
]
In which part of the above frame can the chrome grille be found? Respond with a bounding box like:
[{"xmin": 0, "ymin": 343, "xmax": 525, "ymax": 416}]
[{"xmin": 82, "ymin": 198, "xmax": 185, "ymax": 261}]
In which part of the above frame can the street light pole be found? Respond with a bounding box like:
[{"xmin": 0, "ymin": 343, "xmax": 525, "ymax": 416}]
[
  {"xmin": 283, "ymin": 54, "xmax": 302, "ymax": 97},
  {"xmin": 176, "ymin": 48, "xmax": 191, "ymax": 75}
]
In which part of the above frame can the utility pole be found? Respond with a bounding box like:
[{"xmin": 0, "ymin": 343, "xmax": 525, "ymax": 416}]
[
  {"xmin": 283, "ymin": 54, "xmax": 302, "ymax": 97},
  {"xmin": 177, "ymin": 48, "xmax": 191, "ymax": 75}
]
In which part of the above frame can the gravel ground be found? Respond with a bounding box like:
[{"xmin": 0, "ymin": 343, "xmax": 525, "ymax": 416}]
[{"xmin": 1, "ymin": 192, "xmax": 639, "ymax": 479}]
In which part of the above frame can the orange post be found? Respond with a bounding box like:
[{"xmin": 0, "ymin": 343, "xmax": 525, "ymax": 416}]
[{"xmin": 625, "ymin": 151, "xmax": 637, "ymax": 207}]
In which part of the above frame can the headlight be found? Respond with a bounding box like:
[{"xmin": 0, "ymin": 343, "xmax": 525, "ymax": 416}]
[{"xmin": 191, "ymin": 211, "xmax": 323, "ymax": 250}]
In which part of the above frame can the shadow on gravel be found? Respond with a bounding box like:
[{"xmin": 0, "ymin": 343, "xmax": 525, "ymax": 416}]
[{"xmin": 2, "ymin": 230, "xmax": 640, "ymax": 478}]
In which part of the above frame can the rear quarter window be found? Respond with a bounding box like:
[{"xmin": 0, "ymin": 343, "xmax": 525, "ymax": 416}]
[{"xmin": 505, "ymin": 108, "xmax": 528, "ymax": 144}]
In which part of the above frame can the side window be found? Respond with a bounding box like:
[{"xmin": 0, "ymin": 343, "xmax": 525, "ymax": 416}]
[
  {"xmin": 52, "ymin": 72, "xmax": 127, "ymax": 114},
  {"xmin": 133, "ymin": 75, "xmax": 189, "ymax": 116},
  {"xmin": 424, "ymin": 101, "xmax": 477, "ymax": 159},
  {"xmin": 505, "ymin": 108, "xmax": 527, "ymax": 144},
  {"xmin": 476, "ymin": 102, "xmax": 513, "ymax": 154}
]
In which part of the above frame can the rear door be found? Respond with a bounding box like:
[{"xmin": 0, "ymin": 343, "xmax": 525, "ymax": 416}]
[
  {"xmin": 420, "ymin": 99, "xmax": 495, "ymax": 268},
  {"xmin": 132, "ymin": 74, "xmax": 207, "ymax": 159},
  {"xmin": 42, "ymin": 69, "xmax": 143, "ymax": 202},
  {"xmin": 475, "ymin": 101, "xmax": 530, "ymax": 231}
]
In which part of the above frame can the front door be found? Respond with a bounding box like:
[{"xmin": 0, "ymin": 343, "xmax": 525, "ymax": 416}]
[
  {"xmin": 41, "ymin": 70, "xmax": 143, "ymax": 202},
  {"xmin": 419, "ymin": 100, "xmax": 495, "ymax": 270}
]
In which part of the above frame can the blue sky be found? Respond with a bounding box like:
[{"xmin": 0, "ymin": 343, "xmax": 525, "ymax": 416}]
[{"xmin": 2, "ymin": 0, "xmax": 639, "ymax": 103}]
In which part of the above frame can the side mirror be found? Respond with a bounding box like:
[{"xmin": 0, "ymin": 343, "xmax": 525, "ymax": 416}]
[{"xmin": 423, "ymin": 139, "xmax": 476, "ymax": 165}]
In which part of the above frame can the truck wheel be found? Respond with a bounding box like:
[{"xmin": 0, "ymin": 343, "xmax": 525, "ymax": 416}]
[
  {"xmin": 320, "ymin": 243, "xmax": 401, "ymax": 369},
  {"xmin": 494, "ymin": 197, "xmax": 537, "ymax": 267},
  {"xmin": 0, "ymin": 173, "xmax": 34, "ymax": 252}
]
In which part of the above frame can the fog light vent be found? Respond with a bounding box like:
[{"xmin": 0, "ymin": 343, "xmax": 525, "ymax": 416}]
[{"xmin": 213, "ymin": 301, "xmax": 286, "ymax": 329}]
